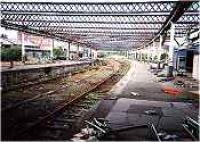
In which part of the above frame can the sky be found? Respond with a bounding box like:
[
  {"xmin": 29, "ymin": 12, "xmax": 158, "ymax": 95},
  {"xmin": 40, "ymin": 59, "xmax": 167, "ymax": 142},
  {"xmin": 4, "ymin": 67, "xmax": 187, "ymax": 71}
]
[{"xmin": 0, "ymin": 27, "xmax": 18, "ymax": 40}]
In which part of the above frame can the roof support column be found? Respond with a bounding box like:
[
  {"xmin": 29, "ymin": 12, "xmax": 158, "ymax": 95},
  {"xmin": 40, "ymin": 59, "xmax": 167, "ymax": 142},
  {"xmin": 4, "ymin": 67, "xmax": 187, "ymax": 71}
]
[
  {"xmin": 93, "ymin": 49, "xmax": 97, "ymax": 59},
  {"xmin": 21, "ymin": 32, "xmax": 25, "ymax": 64},
  {"xmin": 159, "ymin": 35, "xmax": 163, "ymax": 61},
  {"xmin": 67, "ymin": 42, "xmax": 71, "ymax": 60},
  {"xmin": 159, "ymin": 35, "xmax": 163, "ymax": 49},
  {"xmin": 168, "ymin": 22, "xmax": 175, "ymax": 76},
  {"xmin": 88, "ymin": 48, "xmax": 92, "ymax": 58},
  {"xmin": 126, "ymin": 50, "xmax": 129, "ymax": 59},
  {"xmin": 77, "ymin": 43, "xmax": 80, "ymax": 60},
  {"xmin": 135, "ymin": 51, "xmax": 138, "ymax": 60},
  {"xmin": 152, "ymin": 41, "xmax": 155, "ymax": 61},
  {"xmin": 134, "ymin": 51, "xmax": 136, "ymax": 60},
  {"xmin": 51, "ymin": 39, "xmax": 54, "ymax": 59}
]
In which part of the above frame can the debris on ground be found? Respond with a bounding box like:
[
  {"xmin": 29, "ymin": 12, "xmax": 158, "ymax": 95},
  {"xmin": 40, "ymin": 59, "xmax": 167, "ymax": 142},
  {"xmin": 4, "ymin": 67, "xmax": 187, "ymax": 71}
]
[
  {"xmin": 163, "ymin": 134, "xmax": 179, "ymax": 140},
  {"xmin": 174, "ymin": 80, "xmax": 185, "ymax": 87},
  {"xmin": 158, "ymin": 77, "xmax": 175, "ymax": 82},
  {"xmin": 130, "ymin": 92, "xmax": 140, "ymax": 96},
  {"xmin": 144, "ymin": 110, "xmax": 158, "ymax": 115},
  {"xmin": 182, "ymin": 116, "xmax": 200, "ymax": 140},
  {"xmin": 161, "ymin": 86, "xmax": 183, "ymax": 95},
  {"xmin": 157, "ymin": 73, "xmax": 166, "ymax": 77}
]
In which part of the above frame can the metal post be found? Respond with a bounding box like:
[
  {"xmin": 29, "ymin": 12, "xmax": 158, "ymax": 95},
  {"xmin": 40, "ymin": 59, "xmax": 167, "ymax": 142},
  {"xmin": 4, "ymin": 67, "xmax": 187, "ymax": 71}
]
[
  {"xmin": 93, "ymin": 49, "xmax": 97, "ymax": 59},
  {"xmin": 67, "ymin": 42, "xmax": 70, "ymax": 60},
  {"xmin": 51, "ymin": 39, "xmax": 54, "ymax": 59},
  {"xmin": 152, "ymin": 41, "xmax": 155, "ymax": 61},
  {"xmin": 158, "ymin": 35, "xmax": 163, "ymax": 62},
  {"xmin": 21, "ymin": 32, "xmax": 25, "ymax": 64},
  {"xmin": 77, "ymin": 43, "xmax": 79, "ymax": 60},
  {"xmin": 126, "ymin": 50, "xmax": 129, "ymax": 59},
  {"xmin": 134, "ymin": 52, "xmax": 136, "ymax": 59},
  {"xmin": 159, "ymin": 35, "xmax": 163, "ymax": 49},
  {"xmin": 88, "ymin": 48, "xmax": 91, "ymax": 58},
  {"xmin": 168, "ymin": 22, "xmax": 175, "ymax": 76}
]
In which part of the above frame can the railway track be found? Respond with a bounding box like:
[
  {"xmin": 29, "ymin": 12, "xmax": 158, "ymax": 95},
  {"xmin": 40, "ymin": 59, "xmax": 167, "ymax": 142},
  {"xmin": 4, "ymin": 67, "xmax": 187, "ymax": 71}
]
[
  {"xmin": 2, "ymin": 67, "xmax": 99, "ymax": 112},
  {"xmin": 2, "ymin": 59, "xmax": 124, "ymax": 140},
  {"xmin": 15, "ymin": 73, "xmax": 115, "ymax": 140}
]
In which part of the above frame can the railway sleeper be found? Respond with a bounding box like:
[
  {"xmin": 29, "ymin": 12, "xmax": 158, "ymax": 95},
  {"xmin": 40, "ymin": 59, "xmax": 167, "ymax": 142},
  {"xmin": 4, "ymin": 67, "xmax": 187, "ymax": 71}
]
[
  {"xmin": 64, "ymin": 113, "xmax": 82, "ymax": 118},
  {"xmin": 73, "ymin": 103, "xmax": 90, "ymax": 108},
  {"xmin": 54, "ymin": 118, "xmax": 77, "ymax": 123},
  {"xmin": 74, "ymin": 103, "xmax": 86, "ymax": 108},
  {"xmin": 44, "ymin": 124, "xmax": 70, "ymax": 131},
  {"xmin": 82, "ymin": 100, "xmax": 95, "ymax": 104}
]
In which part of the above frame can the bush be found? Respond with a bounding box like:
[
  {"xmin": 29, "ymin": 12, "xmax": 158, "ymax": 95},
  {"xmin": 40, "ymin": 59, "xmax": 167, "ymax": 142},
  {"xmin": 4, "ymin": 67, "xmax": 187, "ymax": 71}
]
[
  {"xmin": 154, "ymin": 55, "xmax": 158, "ymax": 61},
  {"xmin": 160, "ymin": 53, "xmax": 168, "ymax": 61},
  {"xmin": 1, "ymin": 47, "xmax": 22, "ymax": 61},
  {"xmin": 97, "ymin": 53, "xmax": 105, "ymax": 58},
  {"xmin": 53, "ymin": 47, "xmax": 65, "ymax": 58}
]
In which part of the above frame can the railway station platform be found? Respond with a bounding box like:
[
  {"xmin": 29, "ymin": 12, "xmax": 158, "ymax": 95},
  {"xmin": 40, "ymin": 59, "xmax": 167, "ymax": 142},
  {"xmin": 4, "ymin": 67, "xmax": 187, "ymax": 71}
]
[
  {"xmin": 1, "ymin": 59, "xmax": 95, "ymax": 92},
  {"xmin": 1, "ymin": 59, "xmax": 94, "ymax": 72},
  {"xmin": 93, "ymin": 60, "xmax": 199, "ymax": 141}
]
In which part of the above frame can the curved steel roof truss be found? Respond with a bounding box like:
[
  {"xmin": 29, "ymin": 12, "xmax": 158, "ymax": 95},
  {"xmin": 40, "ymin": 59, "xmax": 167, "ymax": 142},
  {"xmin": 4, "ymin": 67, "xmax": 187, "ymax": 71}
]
[{"xmin": 1, "ymin": 1, "xmax": 199, "ymax": 49}]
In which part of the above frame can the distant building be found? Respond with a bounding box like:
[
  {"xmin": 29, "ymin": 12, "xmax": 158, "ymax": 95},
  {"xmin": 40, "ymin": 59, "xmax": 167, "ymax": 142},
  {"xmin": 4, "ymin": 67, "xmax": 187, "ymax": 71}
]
[
  {"xmin": 17, "ymin": 32, "xmax": 53, "ymax": 50},
  {"xmin": 1, "ymin": 32, "xmax": 52, "ymax": 60}
]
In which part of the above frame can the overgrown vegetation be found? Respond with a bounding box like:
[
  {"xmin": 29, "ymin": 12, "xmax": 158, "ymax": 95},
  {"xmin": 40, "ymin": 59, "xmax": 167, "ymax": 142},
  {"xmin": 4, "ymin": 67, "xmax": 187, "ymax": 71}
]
[
  {"xmin": 53, "ymin": 46, "xmax": 66, "ymax": 59},
  {"xmin": 160, "ymin": 53, "xmax": 168, "ymax": 62},
  {"xmin": 1, "ymin": 46, "xmax": 22, "ymax": 68}
]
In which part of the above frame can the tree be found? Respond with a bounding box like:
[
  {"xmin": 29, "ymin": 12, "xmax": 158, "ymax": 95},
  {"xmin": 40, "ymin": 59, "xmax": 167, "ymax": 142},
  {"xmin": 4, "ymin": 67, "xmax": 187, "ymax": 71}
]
[
  {"xmin": 149, "ymin": 55, "xmax": 153, "ymax": 62},
  {"xmin": 1, "ymin": 34, "xmax": 8, "ymax": 40},
  {"xmin": 1, "ymin": 46, "xmax": 22, "ymax": 68},
  {"xmin": 160, "ymin": 53, "xmax": 168, "ymax": 62},
  {"xmin": 154, "ymin": 55, "xmax": 158, "ymax": 61},
  {"xmin": 53, "ymin": 46, "xmax": 65, "ymax": 59},
  {"xmin": 144, "ymin": 54, "xmax": 148, "ymax": 61}
]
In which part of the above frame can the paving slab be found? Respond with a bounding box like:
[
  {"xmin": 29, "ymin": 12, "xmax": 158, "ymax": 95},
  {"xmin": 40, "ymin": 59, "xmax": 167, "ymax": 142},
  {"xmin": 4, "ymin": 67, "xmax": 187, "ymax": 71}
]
[
  {"xmin": 92, "ymin": 61, "xmax": 199, "ymax": 141},
  {"xmin": 96, "ymin": 98, "xmax": 199, "ymax": 141}
]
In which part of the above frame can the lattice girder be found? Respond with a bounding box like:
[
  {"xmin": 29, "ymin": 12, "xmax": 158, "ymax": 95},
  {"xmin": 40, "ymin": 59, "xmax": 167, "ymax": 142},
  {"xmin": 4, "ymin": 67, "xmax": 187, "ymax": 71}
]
[{"xmin": 1, "ymin": 1, "xmax": 199, "ymax": 49}]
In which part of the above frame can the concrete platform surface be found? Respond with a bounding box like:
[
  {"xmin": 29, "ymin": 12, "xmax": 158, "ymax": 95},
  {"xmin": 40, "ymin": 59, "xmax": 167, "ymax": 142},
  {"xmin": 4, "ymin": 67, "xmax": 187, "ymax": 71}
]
[
  {"xmin": 93, "ymin": 60, "xmax": 199, "ymax": 141},
  {"xmin": 1, "ymin": 59, "xmax": 94, "ymax": 72},
  {"xmin": 102, "ymin": 98, "xmax": 198, "ymax": 141}
]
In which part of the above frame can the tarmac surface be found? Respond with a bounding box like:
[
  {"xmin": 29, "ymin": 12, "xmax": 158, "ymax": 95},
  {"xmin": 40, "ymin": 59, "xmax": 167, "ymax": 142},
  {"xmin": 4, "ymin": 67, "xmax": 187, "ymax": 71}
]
[{"xmin": 93, "ymin": 60, "xmax": 199, "ymax": 141}]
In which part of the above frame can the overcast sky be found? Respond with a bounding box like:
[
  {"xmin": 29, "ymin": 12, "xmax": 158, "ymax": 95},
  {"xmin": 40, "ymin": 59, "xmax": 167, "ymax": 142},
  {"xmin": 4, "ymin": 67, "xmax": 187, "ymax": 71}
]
[{"xmin": 0, "ymin": 27, "xmax": 18, "ymax": 40}]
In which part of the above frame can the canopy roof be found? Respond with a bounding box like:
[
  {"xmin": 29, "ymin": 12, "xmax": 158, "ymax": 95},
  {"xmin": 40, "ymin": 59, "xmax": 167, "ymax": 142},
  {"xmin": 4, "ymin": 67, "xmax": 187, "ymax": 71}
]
[{"xmin": 1, "ymin": 1, "xmax": 199, "ymax": 50}]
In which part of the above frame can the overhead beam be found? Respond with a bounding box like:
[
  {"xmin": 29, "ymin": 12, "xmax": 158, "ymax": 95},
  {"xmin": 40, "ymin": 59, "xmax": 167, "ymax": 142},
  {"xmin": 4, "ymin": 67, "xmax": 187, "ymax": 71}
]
[
  {"xmin": 1, "ymin": 20, "xmax": 70, "ymax": 42},
  {"xmin": 27, "ymin": 26, "xmax": 161, "ymax": 31},
  {"xmin": 146, "ymin": 1, "xmax": 195, "ymax": 46},
  {"xmin": 0, "ymin": 20, "xmax": 91, "ymax": 47},
  {"xmin": 2, "ymin": 11, "xmax": 172, "ymax": 16},
  {"xmin": 4, "ymin": 20, "xmax": 165, "ymax": 25}
]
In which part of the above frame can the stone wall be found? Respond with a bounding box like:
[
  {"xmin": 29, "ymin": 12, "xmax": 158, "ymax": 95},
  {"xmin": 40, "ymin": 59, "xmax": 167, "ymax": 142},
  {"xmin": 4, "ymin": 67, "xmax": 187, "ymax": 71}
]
[{"xmin": 1, "ymin": 61, "xmax": 95, "ymax": 92}]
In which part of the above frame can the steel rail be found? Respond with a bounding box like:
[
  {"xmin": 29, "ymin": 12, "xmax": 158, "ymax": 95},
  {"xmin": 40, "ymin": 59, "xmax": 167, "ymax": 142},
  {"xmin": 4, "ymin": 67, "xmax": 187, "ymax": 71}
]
[
  {"xmin": 1, "ymin": 66, "xmax": 99, "ymax": 112},
  {"xmin": 12, "ymin": 61, "xmax": 119, "ymax": 139}
]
